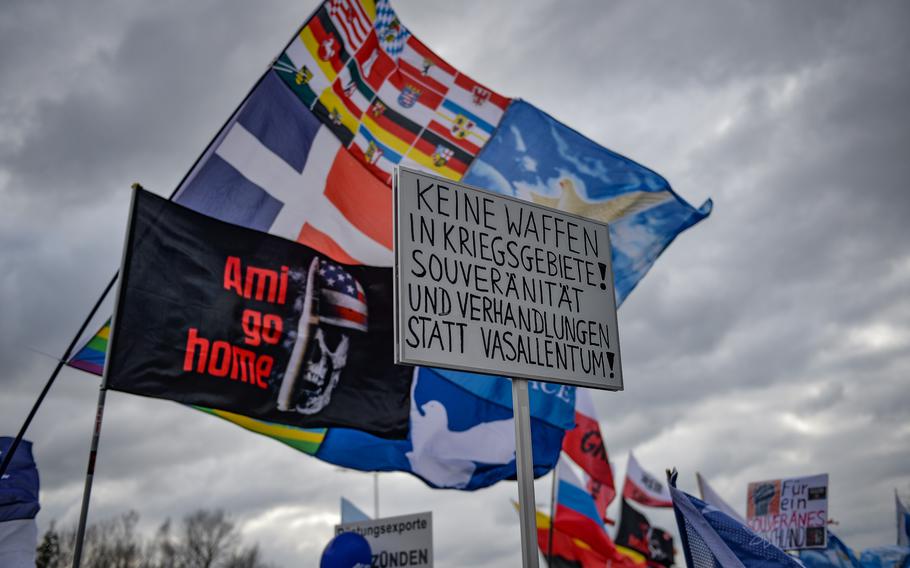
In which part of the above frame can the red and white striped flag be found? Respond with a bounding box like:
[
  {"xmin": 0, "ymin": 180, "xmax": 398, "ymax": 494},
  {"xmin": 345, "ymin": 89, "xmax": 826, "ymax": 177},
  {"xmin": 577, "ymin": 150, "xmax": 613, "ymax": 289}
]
[
  {"xmin": 327, "ymin": 0, "xmax": 372, "ymax": 54},
  {"xmin": 622, "ymin": 452, "xmax": 672, "ymax": 508}
]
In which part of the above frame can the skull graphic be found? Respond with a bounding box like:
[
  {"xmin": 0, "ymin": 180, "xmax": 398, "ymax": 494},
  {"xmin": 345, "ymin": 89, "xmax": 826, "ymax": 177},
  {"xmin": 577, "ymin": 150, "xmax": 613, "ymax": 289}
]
[
  {"xmin": 293, "ymin": 327, "xmax": 350, "ymax": 415},
  {"xmin": 275, "ymin": 256, "xmax": 366, "ymax": 416},
  {"xmin": 647, "ymin": 528, "xmax": 670, "ymax": 563}
]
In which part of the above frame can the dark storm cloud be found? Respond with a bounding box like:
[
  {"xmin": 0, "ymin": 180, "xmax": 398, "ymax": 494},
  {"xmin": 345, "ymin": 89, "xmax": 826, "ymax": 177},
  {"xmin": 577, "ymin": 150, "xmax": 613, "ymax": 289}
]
[
  {"xmin": 0, "ymin": 0, "xmax": 309, "ymax": 207},
  {"xmin": 1, "ymin": 1, "xmax": 908, "ymax": 566},
  {"xmin": 609, "ymin": 0, "xmax": 910, "ymax": 405}
]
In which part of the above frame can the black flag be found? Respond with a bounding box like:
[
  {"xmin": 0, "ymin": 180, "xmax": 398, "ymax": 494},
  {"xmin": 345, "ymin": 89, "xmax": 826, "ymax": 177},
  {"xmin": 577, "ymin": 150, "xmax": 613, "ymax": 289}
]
[
  {"xmin": 615, "ymin": 499, "xmax": 675, "ymax": 567},
  {"xmin": 105, "ymin": 189, "xmax": 410, "ymax": 438}
]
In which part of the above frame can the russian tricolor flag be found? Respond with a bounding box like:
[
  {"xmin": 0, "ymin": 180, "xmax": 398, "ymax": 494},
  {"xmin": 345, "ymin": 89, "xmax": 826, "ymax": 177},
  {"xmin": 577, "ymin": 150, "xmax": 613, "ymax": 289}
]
[{"xmin": 554, "ymin": 460, "xmax": 617, "ymax": 558}]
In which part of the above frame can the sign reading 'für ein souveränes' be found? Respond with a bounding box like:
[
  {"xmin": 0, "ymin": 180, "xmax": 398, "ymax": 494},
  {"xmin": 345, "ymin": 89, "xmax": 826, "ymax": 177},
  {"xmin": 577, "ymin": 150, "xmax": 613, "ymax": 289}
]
[{"xmin": 394, "ymin": 167, "xmax": 622, "ymax": 390}]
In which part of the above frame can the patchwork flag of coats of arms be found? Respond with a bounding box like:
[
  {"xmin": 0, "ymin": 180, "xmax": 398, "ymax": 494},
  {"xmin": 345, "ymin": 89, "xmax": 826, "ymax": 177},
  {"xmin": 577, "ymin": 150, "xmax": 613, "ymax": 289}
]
[
  {"xmin": 374, "ymin": 0, "xmax": 409, "ymax": 56},
  {"xmin": 272, "ymin": 0, "xmax": 510, "ymax": 183}
]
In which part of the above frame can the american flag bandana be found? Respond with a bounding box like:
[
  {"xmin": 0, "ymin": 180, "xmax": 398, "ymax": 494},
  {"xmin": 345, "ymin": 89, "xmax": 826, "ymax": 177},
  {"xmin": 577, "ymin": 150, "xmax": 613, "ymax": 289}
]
[{"xmin": 316, "ymin": 259, "xmax": 368, "ymax": 331}]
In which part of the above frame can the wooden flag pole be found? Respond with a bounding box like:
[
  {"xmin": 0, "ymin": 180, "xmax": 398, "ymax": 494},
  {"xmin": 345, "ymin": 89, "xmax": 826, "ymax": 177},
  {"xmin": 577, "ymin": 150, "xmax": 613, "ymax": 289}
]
[
  {"xmin": 512, "ymin": 378, "xmax": 540, "ymax": 568},
  {"xmin": 71, "ymin": 187, "xmax": 139, "ymax": 568}
]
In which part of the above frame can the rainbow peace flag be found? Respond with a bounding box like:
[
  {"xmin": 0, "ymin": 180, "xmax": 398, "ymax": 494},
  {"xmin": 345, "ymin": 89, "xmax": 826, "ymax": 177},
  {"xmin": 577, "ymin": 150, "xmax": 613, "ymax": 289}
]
[
  {"xmin": 68, "ymin": 319, "xmax": 109, "ymax": 376},
  {"xmin": 194, "ymin": 408, "xmax": 325, "ymax": 456}
]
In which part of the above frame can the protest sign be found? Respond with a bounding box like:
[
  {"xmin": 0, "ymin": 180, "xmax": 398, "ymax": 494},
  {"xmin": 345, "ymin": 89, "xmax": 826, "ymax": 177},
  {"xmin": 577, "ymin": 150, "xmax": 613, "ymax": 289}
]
[
  {"xmin": 746, "ymin": 473, "xmax": 828, "ymax": 549},
  {"xmin": 393, "ymin": 167, "xmax": 622, "ymax": 390},
  {"xmin": 336, "ymin": 512, "xmax": 433, "ymax": 568}
]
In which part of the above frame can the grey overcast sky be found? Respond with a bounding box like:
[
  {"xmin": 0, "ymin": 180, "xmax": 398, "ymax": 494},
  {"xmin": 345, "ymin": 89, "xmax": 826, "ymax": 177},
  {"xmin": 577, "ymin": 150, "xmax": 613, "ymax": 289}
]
[{"xmin": 1, "ymin": 1, "xmax": 908, "ymax": 566}]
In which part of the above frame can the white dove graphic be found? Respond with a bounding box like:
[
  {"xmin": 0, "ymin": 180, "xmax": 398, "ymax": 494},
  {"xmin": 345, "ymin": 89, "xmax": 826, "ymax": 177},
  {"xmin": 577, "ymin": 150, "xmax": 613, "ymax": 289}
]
[{"xmin": 406, "ymin": 399, "xmax": 517, "ymax": 489}]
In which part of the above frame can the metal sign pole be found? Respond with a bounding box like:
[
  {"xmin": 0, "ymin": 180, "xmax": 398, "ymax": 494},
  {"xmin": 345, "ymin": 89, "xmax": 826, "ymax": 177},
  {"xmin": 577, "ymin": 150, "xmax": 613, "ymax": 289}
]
[
  {"xmin": 392, "ymin": 168, "xmax": 624, "ymax": 565},
  {"xmin": 512, "ymin": 378, "xmax": 540, "ymax": 568}
]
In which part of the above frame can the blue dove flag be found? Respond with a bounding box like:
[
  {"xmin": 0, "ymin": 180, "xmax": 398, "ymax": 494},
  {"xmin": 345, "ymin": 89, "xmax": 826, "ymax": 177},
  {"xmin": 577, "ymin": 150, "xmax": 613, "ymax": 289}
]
[
  {"xmin": 0, "ymin": 437, "xmax": 40, "ymax": 568},
  {"xmin": 316, "ymin": 367, "xmax": 575, "ymax": 490},
  {"xmin": 463, "ymin": 100, "xmax": 713, "ymax": 305},
  {"xmin": 668, "ymin": 472, "xmax": 802, "ymax": 568},
  {"xmin": 799, "ymin": 532, "xmax": 860, "ymax": 568}
]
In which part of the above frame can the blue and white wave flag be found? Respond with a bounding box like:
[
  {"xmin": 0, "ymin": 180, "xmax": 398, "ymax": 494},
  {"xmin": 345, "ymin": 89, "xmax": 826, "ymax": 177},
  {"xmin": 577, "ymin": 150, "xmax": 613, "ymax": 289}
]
[
  {"xmin": 669, "ymin": 471, "xmax": 801, "ymax": 568},
  {"xmin": 0, "ymin": 437, "xmax": 40, "ymax": 568},
  {"xmin": 859, "ymin": 546, "xmax": 910, "ymax": 568},
  {"xmin": 316, "ymin": 367, "xmax": 574, "ymax": 490},
  {"xmin": 799, "ymin": 532, "xmax": 860, "ymax": 568}
]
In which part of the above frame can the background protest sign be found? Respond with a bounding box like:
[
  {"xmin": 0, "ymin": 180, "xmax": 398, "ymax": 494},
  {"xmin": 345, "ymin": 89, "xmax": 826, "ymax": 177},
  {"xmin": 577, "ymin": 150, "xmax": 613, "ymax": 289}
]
[
  {"xmin": 336, "ymin": 512, "xmax": 433, "ymax": 568},
  {"xmin": 746, "ymin": 473, "xmax": 829, "ymax": 550},
  {"xmin": 105, "ymin": 189, "xmax": 412, "ymax": 438},
  {"xmin": 393, "ymin": 167, "xmax": 622, "ymax": 390}
]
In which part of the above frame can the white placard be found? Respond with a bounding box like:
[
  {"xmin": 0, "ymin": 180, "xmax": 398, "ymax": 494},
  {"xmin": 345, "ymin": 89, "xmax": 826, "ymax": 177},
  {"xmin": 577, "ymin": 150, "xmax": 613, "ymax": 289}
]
[
  {"xmin": 746, "ymin": 473, "xmax": 828, "ymax": 549},
  {"xmin": 393, "ymin": 167, "xmax": 622, "ymax": 390},
  {"xmin": 336, "ymin": 512, "xmax": 433, "ymax": 567}
]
